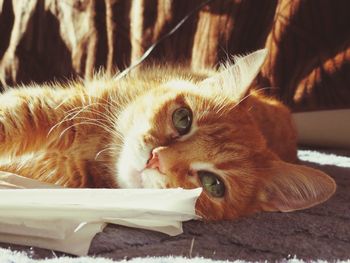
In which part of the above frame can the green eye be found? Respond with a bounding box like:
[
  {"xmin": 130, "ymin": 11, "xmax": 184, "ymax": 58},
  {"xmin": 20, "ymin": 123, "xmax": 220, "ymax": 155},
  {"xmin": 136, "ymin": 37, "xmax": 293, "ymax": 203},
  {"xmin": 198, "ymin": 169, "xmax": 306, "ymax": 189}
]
[
  {"xmin": 172, "ymin": 107, "xmax": 192, "ymax": 135},
  {"xmin": 198, "ymin": 171, "xmax": 225, "ymax": 198}
]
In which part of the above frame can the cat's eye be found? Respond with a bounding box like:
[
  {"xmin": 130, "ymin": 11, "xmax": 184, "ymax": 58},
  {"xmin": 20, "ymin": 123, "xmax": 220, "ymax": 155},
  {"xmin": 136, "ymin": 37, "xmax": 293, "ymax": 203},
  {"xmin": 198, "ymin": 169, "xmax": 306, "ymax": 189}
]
[
  {"xmin": 172, "ymin": 107, "xmax": 192, "ymax": 135},
  {"xmin": 198, "ymin": 171, "xmax": 225, "ymax": 198}
]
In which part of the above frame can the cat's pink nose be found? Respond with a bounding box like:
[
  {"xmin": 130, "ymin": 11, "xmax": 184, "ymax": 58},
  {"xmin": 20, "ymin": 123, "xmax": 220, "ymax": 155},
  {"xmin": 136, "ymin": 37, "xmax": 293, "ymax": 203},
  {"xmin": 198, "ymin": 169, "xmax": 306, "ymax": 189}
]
[
  {"xmin": 146, "ymin": 152, "xmax": 160, "ymax": 170},
  {"xmin": 146, "ymin": 147, "xmax": 165, "ymax": 173}
]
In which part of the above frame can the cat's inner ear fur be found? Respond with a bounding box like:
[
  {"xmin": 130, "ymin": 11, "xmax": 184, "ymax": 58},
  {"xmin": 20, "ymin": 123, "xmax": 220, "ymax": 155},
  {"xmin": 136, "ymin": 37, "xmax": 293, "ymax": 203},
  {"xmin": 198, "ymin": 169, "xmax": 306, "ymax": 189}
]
[
  {"xmin": 259, "ymin": 160, "xmax": 336, "ymax": 212},
  {"xmin": 198, "ymin": 49, "xmax": 268, "ymax": 101}
]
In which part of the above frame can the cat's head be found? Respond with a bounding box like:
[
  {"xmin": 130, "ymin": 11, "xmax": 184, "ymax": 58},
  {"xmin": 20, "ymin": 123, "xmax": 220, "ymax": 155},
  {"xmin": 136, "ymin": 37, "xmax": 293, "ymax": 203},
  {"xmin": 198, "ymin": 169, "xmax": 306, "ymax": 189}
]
[{"xmin": 116, "ymin": 50, "xmax": 336, "ymax": 220}]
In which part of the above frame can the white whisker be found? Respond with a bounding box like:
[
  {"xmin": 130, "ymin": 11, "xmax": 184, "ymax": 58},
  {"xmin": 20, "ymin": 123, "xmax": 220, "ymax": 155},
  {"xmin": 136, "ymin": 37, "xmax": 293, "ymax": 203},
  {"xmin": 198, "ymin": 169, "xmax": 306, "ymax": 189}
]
[
  {"xmin": 58, "ymin": 121, "xmax": 115, "ymax": 139},
  {"xmin": 95, "ymin": 147, "xmax": 118, "ymax": 160}
]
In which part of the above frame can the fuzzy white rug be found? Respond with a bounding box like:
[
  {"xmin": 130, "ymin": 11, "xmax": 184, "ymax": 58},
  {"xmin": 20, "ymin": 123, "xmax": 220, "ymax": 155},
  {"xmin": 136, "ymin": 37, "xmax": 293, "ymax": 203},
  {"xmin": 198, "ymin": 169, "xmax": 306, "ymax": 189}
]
[
  {"xmin": 0, "ymin": 248, "xmax": 240, "ymax": 263},
  {"xmin": 2, "ymin": 248, "xmax": 350, "ymax": 263},
  {"xmin": 2, "ymin": 248, "xmax": 348, "ymax": 263},
  {"xmin": 298, "ymin": 149, "xmax": 350, "ymax": 168}
]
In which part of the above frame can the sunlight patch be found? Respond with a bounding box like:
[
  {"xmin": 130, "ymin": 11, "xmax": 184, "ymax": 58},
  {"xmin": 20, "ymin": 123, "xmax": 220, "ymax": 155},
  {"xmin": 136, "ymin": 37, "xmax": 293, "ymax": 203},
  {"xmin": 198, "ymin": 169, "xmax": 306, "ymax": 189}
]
[{"xmin": 298, "ymin": 150, "xmax": 350, "ymax": 168}]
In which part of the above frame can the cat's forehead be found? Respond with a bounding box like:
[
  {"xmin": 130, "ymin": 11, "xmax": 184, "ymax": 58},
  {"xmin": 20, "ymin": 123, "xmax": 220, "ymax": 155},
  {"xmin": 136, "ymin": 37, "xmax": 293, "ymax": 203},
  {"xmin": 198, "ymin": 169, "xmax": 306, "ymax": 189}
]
[
  {"xmin": 161, "ymin": 79, "xmax": 235, "ymax": 112},
  {"xmin": 164, "ymin": 79, "xmax": 199, "ymax": 92},
  {"xmin": 163, "ymin": 79, "xmax": 214, "ymax": 98}
]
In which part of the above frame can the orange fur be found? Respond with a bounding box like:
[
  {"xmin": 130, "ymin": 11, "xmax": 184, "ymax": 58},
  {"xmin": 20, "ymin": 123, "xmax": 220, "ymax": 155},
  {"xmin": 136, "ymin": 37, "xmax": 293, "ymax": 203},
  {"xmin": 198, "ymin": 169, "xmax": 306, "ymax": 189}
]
[{"xmin": 0, "ymin": 50, "xmax": 336, "ymax": 220}]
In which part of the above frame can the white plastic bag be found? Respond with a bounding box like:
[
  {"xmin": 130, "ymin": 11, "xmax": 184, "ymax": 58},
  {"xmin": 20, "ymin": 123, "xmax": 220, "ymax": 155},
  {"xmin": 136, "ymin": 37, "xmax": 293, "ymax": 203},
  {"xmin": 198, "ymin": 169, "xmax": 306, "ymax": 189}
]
[{"xmin": 0, "ymin": 172, "xmax": 201, "ymax": 255}]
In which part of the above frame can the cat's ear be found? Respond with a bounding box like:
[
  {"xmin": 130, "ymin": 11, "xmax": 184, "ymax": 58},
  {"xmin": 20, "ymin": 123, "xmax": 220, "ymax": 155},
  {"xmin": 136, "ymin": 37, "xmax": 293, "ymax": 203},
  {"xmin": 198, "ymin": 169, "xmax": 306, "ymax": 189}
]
[
  {"xmin": 198, "ymin": 49, "xmax": 268, "ymax": 101},
  {"xmin": 259, "ymin": 160, "xmax": 336, "ymax": 212}
]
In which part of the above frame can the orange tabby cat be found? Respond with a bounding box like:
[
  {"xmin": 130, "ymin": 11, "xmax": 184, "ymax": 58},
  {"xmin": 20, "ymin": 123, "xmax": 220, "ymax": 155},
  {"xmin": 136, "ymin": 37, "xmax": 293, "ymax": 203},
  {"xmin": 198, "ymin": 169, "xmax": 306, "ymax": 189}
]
[{"xmin": 0, "ymin": 50, "xmax": 336, "ymax": 220}]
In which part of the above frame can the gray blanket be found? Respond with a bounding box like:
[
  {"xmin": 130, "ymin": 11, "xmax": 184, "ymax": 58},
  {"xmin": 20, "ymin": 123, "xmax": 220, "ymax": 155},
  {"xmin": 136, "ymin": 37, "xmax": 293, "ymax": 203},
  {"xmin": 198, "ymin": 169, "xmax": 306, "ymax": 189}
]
[{"xmin": 1, "ymin": 148, "xmax": 350, "ymax": 261}]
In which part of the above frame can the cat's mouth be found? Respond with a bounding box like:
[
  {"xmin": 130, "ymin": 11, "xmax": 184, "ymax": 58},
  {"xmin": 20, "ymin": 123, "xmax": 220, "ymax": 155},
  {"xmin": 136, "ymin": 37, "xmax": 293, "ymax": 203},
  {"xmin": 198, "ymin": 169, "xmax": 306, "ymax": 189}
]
[{"xmin": 139, "ymin": 168, "xmax": 168, "ymax": 189}]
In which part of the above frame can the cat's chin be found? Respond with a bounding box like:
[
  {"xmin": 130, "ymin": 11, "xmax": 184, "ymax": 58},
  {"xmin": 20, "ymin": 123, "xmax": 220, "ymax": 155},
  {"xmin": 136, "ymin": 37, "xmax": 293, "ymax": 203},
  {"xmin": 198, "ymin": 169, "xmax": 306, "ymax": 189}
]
[
  {"xmin": 117, "ymin": 166, "xmax": 143, "ymax": 188},
  {"xmin": 140, "ymin": 168, "xmax": 168, "ymax": 189},
  {"xmin": 117, "ymin": 166, "xmax": 168, "ymax": 189}
]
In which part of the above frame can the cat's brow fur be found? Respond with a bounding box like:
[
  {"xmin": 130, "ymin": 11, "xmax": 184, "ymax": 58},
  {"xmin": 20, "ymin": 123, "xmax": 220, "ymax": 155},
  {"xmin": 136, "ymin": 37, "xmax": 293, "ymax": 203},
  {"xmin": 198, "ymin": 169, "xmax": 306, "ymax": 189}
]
[{"xmin": 0, "ymin": 50, "xmax": 336, "ymax": 220}]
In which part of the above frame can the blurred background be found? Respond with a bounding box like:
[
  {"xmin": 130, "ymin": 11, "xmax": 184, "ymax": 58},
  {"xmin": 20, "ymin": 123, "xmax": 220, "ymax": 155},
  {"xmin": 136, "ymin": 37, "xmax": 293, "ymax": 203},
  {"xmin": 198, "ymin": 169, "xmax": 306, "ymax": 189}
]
[{"xmin": 0, "ymin": 0, "xmax": 349, "ymax": 112}]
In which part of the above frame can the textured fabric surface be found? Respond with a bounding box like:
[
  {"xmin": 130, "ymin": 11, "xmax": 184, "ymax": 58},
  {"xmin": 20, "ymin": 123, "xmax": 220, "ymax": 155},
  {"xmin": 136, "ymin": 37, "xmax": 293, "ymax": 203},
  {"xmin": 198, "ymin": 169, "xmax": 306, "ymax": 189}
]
[
  {"xmin": 0, "ymin": 248, "xmax": 244, "ymax": 263},
  {"xmin": 1, "ymin": 149, "xmax": 349, "ymax": 261},
  {"xmin": 2, "ymin": 249, "xmax": 349, "ymax": 263},
  {"xmin": 0, "ymin": 0, "xmax": 349, "ymax": 111}
]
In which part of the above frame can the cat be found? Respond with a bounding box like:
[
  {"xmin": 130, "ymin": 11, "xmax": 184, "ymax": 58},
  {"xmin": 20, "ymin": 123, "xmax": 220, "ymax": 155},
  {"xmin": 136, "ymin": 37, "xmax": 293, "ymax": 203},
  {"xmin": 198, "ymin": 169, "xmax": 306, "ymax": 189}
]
[{"xmin": 0, "ymin": 49, "xmax": 336, "ymax": 220}]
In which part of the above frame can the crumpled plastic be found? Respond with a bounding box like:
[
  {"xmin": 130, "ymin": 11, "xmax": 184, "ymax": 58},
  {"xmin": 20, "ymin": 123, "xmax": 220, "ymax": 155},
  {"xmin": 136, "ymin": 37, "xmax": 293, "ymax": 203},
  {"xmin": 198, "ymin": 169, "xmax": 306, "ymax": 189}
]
[{"xmin": 0, "ymin": 171, "xmax": 201, "ymax": 255}]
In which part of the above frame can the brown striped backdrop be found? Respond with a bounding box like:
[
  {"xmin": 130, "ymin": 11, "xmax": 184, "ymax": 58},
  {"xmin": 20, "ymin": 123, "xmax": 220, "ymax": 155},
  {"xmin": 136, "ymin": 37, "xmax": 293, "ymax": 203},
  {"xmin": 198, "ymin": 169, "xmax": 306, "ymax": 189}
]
[{"xmin": 0, "ymin": 0, "xmax": 349, "ymax": 111}]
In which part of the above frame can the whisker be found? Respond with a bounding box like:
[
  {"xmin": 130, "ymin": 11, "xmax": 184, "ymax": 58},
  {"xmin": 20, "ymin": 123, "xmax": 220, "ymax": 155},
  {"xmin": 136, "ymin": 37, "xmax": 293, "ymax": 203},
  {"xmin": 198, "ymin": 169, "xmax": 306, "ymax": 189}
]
[
  {"xmin": 48, "ymin": 102, "xmax": 118, "ymax": 137},
  {"xmin": 58, "ymin": 121, "xmax": 116, "ymax": 139},
  {"xmin": 65, "ymin": 116, "xmax": 115, "ymax": 134},
  {"xmin": 55, "ymin": 97, "xmax": 70, "ymax": 110},
  {"xmin": 95, "ymin": 147, "xmax": 118, "ymax": 160},
  {"xmin": 230, "ymin": 87, "xmax": 273, "ymax": 112},
  {"xmin": 48, "ymin": 106, "xmax": 95, "ymax": 136}
]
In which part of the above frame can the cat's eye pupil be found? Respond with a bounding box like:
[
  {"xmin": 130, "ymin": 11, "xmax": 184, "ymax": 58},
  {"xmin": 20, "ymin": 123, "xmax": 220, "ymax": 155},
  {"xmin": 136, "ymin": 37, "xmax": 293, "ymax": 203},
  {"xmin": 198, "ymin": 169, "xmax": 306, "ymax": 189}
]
[
  {"xmin": 172, "ymin": 107, "xmax": 192, "ymax": 135},
  {"xmin": 198, "ymin": 171, "xmax": 225, "ymax": 198}
]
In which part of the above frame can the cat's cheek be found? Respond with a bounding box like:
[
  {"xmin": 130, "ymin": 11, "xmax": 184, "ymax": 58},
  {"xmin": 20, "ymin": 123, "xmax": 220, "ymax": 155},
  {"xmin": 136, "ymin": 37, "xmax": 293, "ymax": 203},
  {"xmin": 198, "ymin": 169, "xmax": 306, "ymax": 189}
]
[
  {"xmin": 116, "ymin": 132, "xmax": 152, "ymax": 187},
  {"xmin": 119, "ymin": 167, "xmax": 143, "ymax": 188},
  {"xmin": 195, "ymin": 196, "xmax": 226, "ymax": 220},
  {"xmin": 116, "ymin": 144, "xmax": 143, "ymax": 188}
]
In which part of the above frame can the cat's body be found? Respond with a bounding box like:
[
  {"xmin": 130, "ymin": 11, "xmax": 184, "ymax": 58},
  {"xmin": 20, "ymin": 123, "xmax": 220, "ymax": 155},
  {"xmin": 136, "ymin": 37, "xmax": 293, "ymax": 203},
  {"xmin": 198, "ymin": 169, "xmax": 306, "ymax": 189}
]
[{"xmin": 0, "ymin": 50, "xmax": 335, "ymax": 220}]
